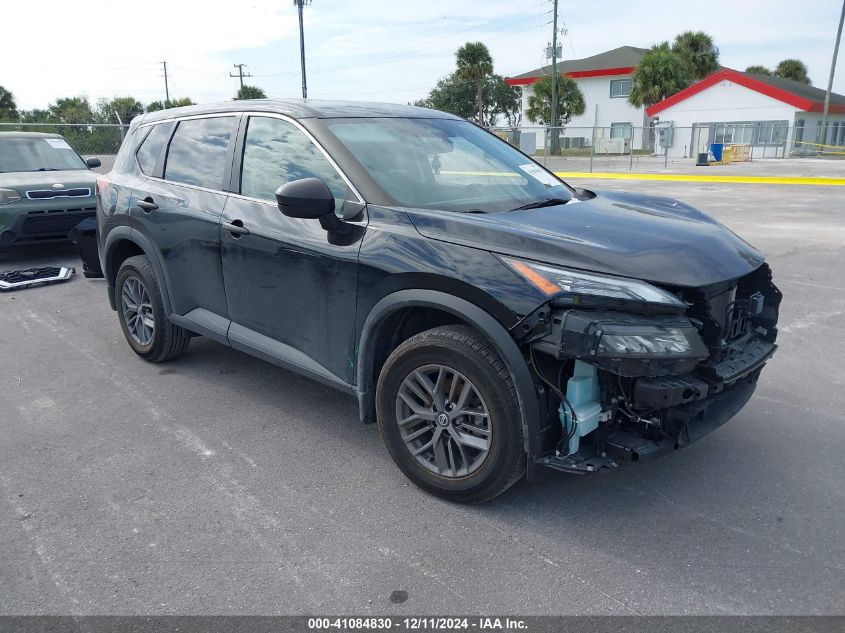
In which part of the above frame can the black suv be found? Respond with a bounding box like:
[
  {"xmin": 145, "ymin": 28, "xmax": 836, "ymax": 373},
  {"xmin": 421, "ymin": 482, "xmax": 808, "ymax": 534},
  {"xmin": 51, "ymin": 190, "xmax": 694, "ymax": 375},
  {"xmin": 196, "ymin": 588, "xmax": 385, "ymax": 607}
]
[{"xmin": 97, "ymin": 100, "xmax": 780, "ymax": 502}]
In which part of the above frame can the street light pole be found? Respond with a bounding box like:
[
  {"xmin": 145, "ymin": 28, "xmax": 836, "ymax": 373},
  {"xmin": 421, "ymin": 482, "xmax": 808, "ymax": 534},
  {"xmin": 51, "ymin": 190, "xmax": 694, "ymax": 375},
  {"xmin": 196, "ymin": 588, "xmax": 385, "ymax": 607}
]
[
  {"xmin": 294, "ymin": 0, "xmax": 311, "ymax": 99},
  {"xmin": 821, "ymin": 0, "xmax": 845, "ymax": 145},
  {"xmin": 550, "ymin": 0, "xmax": 559, "ymax": 154}
]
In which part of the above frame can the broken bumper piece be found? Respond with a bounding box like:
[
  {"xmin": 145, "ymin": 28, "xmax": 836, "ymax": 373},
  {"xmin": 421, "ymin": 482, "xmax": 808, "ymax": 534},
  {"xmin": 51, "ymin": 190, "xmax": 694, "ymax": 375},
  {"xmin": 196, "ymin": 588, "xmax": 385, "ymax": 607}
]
[
  {"xmin": 0, "ymin": 266, "xmax": 75, "ymax": 291},
  {"xmin": 537, "ymin": 375, "xmax": 759, "ymax": 475}
]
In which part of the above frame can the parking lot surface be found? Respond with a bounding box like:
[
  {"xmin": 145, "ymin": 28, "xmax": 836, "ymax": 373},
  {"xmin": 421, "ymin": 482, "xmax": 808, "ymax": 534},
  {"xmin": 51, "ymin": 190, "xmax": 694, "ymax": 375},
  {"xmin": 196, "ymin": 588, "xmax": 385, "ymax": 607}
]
[{"xmin": 1, "ymin": 176, "xmax": 844, "ymax": 615}]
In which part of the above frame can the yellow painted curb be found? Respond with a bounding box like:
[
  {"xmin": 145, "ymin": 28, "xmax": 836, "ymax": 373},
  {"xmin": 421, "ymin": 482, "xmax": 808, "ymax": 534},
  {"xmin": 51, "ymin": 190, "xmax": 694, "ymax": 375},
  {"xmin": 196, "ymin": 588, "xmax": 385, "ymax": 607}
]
[{"xmin": 553, "ymin": 172, "xmax": 845, "ymax": 186}]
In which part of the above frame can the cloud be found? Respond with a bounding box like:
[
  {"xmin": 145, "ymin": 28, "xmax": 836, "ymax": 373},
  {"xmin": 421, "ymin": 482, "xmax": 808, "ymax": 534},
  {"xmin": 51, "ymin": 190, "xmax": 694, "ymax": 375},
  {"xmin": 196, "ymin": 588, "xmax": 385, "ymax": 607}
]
[{"xmin": 2, "ymin": 0, "xmax": 841, "ymax": 111}]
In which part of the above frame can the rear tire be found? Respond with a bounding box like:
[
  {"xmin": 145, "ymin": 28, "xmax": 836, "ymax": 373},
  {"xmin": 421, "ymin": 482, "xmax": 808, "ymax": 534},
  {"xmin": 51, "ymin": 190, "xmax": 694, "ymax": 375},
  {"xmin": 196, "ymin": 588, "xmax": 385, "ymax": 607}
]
[
  {"xmin": 115, "ymin": 255, "xmax": 190, "ymax": 363},
  {"xmin": 376, "ymin": 325, "xmax": 525, "ymax": 503}
]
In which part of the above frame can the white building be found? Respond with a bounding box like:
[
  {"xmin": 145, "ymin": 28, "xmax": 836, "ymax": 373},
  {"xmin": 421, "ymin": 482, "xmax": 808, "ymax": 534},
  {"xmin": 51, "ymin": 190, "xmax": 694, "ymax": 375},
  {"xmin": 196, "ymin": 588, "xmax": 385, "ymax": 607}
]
[
  {"xmin": 645, "ymin": 68, "xmax": 845, "ymax": 158},
  {"xmin": 505, "ymin": 46, "xmax": 649, "ymax": 151}
]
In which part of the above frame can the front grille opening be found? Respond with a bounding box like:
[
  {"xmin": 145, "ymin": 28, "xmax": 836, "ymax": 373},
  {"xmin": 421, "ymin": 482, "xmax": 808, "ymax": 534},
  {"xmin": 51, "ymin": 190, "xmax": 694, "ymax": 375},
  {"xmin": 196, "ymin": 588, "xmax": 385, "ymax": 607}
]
[
  {"xmin": 21, "ymin": 207, "xmax": 96, "ymax": 236},
  {"xmin": 26, "ymin": 188, "xmax": 92, "ymax": 200}
]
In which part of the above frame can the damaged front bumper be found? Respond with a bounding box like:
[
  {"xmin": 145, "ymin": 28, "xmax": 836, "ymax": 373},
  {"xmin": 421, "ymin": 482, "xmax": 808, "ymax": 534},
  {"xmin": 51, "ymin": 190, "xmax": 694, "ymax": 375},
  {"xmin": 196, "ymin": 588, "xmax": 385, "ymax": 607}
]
[{"xmin": 524, "ymin": 264, "xmax": 781, "ymax": 475}]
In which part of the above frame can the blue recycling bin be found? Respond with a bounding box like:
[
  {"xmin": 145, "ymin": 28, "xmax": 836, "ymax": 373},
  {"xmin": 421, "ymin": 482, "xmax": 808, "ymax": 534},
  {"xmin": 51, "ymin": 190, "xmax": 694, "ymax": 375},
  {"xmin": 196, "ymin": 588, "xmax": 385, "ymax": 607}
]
[{"xmin": 710, "ymin": 143, "xmax": 724, "ymax": 162}]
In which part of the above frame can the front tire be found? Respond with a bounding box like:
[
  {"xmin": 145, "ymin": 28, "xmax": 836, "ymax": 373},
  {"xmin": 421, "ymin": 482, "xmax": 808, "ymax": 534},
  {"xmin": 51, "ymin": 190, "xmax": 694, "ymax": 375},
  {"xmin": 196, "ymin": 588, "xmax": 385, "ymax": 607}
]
[
  {"xmin": 376, "ymin": 325, "xmax": 525, "ymax": 503},
  {"xmin": 115, "ymin": 255, "xmax": 190, "ymax": 363}
]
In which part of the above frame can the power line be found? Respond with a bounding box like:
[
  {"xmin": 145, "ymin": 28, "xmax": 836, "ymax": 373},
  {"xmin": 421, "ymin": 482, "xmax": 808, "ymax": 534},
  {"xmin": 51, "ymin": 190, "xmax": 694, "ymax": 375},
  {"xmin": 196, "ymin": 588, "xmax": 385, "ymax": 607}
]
[{"xmin": 229, "ymin": 63, "xmax": 252, "ymax": 90}]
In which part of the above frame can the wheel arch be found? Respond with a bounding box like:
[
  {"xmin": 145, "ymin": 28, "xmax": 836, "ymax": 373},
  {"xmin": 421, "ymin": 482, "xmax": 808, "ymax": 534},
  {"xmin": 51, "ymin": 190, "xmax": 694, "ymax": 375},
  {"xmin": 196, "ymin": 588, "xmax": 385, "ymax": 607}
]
[
  {"xmin": 103, "ymin": 227, "xmax": 172, "ymax": 315},
  {"xmin": 356, "ymin": 289, "xmax": 542, "ymax": 458}
]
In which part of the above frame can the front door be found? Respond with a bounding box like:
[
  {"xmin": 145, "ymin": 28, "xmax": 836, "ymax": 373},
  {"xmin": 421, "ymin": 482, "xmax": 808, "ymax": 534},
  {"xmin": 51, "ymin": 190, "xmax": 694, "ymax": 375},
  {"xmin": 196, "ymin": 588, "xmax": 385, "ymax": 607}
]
[{"xmin": 220, "ymin": 114, "xmax": 366, "ymax": 385}]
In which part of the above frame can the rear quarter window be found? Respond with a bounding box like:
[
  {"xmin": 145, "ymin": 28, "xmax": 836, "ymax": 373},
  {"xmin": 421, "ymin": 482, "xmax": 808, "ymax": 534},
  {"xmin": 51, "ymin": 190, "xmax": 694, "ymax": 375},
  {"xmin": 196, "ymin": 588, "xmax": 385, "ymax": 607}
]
[{"xmin": 134, "ymin": 123, "xmax": 173, "ymax": 175}]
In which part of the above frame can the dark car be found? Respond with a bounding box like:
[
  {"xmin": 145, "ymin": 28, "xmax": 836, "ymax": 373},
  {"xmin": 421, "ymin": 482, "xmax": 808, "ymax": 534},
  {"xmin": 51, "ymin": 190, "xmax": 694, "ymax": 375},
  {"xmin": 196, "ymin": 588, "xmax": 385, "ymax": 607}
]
[
  {"xmin": 96, "ymin": 100, "xmax": 780, "ymax": 502},
  {"xmin": 0, "ymin": 132, "xmax": 101, "ymax": 251}
]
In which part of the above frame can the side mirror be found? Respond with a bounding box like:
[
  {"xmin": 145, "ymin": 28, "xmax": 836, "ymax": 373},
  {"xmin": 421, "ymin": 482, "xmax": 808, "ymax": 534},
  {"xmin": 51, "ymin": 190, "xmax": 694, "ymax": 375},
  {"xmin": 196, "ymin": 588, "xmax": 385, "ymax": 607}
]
[
  {"xmin": 86, "ymin": 157, "xmax": 102, "ymax": 169},
  {"xmin": 275, "ymin": 177, "xmax": 335, "ymax": 219}
]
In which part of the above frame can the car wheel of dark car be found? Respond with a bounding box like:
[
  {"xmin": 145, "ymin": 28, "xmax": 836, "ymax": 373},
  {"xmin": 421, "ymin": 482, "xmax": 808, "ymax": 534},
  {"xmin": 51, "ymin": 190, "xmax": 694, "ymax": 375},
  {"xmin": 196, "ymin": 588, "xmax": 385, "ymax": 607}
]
[
  {"xmin": 376, "ymin": 325, "xmax": 525, "ymax": 502},
  {"xmin": 115, "ymin": 255, "xmax": 191, "ymax": 362}
]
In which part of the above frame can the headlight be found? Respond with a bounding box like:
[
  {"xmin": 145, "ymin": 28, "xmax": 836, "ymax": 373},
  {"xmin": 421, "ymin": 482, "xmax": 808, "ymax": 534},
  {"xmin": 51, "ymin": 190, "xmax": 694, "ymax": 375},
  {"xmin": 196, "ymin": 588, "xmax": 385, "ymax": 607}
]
[
  {"xmin": 597, "ymin": 326, "xmax": 696, "ymax": 356},
  {"xmin": 501, "ymin": 256, "xmax": 686, "ymax": 309},
  {"xmin": 0, "ymin": 188, "xmax": 22, "ymax": 205},
  {"xmin": 540, "ymin": 310, "xmax": 710, "ymax": 377}
]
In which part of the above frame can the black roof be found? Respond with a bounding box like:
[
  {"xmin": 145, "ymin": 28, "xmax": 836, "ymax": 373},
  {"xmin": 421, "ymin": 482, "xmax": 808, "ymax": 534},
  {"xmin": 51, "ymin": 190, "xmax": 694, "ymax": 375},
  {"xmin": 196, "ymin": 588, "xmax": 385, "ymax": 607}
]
[
  {"xmin": 740, "ymin": 71, "xmax": 845, "ymax": 106},
  {"xmin": 508, "ymin": 46, "xmax": 647, "ymax": 81},
  {"xmin": 139, "ymin": 99, "xmax": 458, "ymax": 124}
]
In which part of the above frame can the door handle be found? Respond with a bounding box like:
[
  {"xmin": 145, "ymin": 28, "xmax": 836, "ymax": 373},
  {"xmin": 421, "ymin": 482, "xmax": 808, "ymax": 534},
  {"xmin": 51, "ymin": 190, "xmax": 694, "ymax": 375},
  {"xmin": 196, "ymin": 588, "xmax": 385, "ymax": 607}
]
[
  {"xmin": 136, "ymin": 198, "xmax": 158, "ymax": 213},
  {"xmin": 222, "ymin": 220, "xmax": 250, "ymax": 237}
]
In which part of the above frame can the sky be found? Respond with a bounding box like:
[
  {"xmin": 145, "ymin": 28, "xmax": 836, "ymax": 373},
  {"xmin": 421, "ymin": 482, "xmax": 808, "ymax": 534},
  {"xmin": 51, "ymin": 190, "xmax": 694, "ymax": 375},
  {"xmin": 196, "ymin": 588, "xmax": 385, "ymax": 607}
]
[{"xmin": 2, "ymin": 0, "xmax": 843, "ymax": 112}]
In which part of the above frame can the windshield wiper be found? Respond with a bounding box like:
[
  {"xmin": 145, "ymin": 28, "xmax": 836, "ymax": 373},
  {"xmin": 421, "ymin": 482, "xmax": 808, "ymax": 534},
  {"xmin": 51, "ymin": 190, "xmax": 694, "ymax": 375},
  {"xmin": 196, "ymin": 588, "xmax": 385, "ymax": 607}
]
[
  {"xmin": 36, "ymin": 168, "xmax": 61, "ymax": 171},
  {"xmin": 509, "ymin": 197, "xmax": 570, "ymax": 212}
]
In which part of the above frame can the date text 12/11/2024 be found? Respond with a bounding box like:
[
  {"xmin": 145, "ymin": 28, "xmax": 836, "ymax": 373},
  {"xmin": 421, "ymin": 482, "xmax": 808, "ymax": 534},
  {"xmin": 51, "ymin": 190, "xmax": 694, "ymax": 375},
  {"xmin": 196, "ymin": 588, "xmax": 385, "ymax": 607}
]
[{"xmin": 307, "ymin": 617, "xmax": 528, "ymax": 630}]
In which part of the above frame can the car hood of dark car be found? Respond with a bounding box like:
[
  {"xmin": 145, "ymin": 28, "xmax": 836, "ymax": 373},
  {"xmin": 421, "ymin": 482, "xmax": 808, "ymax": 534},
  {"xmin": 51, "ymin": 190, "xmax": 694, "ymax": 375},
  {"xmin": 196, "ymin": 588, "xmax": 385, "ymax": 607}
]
[
  {"xmin": 0, "ymin": 169, "xmax": 96, "ymax": 191},
  {"xmin": 403, "ymin": 190, "xmax": 765, "ymax": 288}
]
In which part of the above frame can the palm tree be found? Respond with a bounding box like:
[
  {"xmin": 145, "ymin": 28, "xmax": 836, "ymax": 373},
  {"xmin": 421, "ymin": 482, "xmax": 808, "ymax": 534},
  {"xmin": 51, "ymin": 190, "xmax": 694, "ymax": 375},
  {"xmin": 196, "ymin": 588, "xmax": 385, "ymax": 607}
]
[
  {"xmin": 672, "ymin": 31, "xmax": 719, "ymax": 80},
  {"xmin": 455, "ymin": 42, "xmax": 494, "ymax": 126},
  {"xmin": 0, "ymin": 86, "xmax": 19, "ymax": 121},
  {"xmin": 235, "ymin": 85, "xmax": 267, "ymax": 100},
  {"xmin": 525, "ymin": 75, "xmax": 586, "ymax": 155},
  {"xmin": 745, "ymin": 65, "xmax": 772, "ymax": 76},
  {"xmin": 775, "ymin": 59, "xmax": 811, "ymax": 84},
  {"xmin": 628, "ymin": 43, "xmax": 694, "ymax": 108},
  {"xmin": 525, "ymin": 75, "xmax": 585, "ymax": 126}
]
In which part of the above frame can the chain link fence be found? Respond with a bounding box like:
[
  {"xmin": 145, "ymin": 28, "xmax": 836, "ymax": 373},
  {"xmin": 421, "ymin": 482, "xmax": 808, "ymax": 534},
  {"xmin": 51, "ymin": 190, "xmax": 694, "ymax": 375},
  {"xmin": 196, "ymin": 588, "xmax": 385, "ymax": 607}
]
[
  {"xmin": 492, "ymin": 123, "xmax": 845, "ymax": 171},
  {"xmin": 3, "ymin": 120, "xmax": 842, "ymax": 177},
  {"xmin": 0, "ymin": 122, "xmax": 126, "ymax": 172}
]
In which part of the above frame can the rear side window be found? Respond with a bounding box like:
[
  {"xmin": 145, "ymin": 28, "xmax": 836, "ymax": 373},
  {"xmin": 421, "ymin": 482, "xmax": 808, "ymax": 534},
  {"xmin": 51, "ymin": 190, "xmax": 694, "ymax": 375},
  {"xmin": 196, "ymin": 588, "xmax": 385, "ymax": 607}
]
[
  {"xmin": 135, "ymin": 124, "xmax": 172, "ymax": 175},
  {"xmin": 164, "ymin": 117, "xmax": 235, "ymax": 190}
]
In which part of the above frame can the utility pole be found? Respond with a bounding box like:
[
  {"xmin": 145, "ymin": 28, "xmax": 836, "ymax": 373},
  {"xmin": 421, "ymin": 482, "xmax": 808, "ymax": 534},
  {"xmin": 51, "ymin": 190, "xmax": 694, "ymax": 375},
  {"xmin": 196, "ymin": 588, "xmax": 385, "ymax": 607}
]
[
  {"xmin": 550, "ymin": 0, "xmax": 559, "ymax": 155},
  {"xmin": 162, "ymin": 61, "xmax": 170, "ymax": 105},
  {"xmin": 294, "ymin": 0, "xmax": 311, "ymax": 99},
  {"xmin": 821, "ymin": 0, "xmax": 845, "ymax": 146},
  {"xmin": 230, "ymin": 63, "xmax": 252, "ymax": 90}
]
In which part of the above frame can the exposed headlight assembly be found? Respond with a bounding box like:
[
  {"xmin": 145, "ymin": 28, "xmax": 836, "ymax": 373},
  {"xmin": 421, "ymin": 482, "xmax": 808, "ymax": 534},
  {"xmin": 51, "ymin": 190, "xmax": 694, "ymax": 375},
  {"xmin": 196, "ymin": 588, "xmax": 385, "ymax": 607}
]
[
  {"xmin": 501, "ymin": 256, "xmax": 686, "ymax": 310},
  {"xmin": 0, "ymin": 188, "xmax": 22, "ymax": 205},
  {"xmin": 532, "ymin": 310, "xmax": 710, "ymax": 377}
]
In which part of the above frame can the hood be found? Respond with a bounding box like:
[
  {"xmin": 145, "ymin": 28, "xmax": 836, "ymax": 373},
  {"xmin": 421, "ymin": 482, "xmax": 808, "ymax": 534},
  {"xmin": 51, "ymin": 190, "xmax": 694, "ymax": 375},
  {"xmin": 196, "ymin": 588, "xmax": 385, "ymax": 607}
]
[
  {"xmin": 404, "ymin": 190, "xmax": 764, "ymax": 288},
  {"xmin": 0, "ymin": 169, "xmax": 96, "ymax": 191}
]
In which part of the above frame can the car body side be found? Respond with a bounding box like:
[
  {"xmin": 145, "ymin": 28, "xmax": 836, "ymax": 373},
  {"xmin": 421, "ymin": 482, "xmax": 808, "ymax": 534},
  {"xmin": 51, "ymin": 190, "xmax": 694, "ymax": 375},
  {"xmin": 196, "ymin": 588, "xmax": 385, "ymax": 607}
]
[{"xmin": 97, "ymin": 101, "xmax": 779, "ymax": 479}]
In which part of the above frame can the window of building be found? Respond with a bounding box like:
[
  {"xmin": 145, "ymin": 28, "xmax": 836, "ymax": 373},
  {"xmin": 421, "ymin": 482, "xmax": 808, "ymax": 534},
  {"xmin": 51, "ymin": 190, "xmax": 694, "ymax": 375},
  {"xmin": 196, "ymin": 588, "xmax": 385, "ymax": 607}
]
[
  {"xmin": 135, "ymin": 123, "xmax": 173, "ymax": 175},
  {"xmin": 794, "ymin": 119, "xmax": 805, "ymax": 144},
  {"xmin": 610, "ymin": 79, "xmax": 632, "ymax": 98},
  {"xmin": 164, "ymin": 117, "xmax": 235, "ymax": 190},
  {"xmin": 755, "ymin": 120, "xmax": 789, "ymax": 144},
  {"xmin": 240, "ymin": 116, "xmax": 348, "ymax": 205},
  {"xmin": 714, "ymin": 122, "xmax": 754, "ymax": 144},
  {"xmin": 610, "ymin": 122, "xmax": 633, "ymax": 139}
]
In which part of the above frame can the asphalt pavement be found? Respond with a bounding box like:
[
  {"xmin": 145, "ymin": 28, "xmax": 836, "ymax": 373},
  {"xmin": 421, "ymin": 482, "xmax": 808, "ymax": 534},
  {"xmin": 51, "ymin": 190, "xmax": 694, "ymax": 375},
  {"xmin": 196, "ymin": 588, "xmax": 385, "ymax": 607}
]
[{"xmin": 1, "ymin": 172, "xmax": 843, "ymax": 615}]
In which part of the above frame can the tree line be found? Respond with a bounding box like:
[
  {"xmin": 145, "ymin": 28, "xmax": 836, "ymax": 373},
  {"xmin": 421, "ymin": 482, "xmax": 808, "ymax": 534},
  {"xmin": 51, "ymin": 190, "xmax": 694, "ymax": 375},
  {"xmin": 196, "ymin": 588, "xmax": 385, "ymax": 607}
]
[
  {"xmin": 0, "ymin": 84, "xmax": 267, "ymax": 154},
  {"xmin": 0, "ymin": 85, "xmax": 269, "ymax": 125}
]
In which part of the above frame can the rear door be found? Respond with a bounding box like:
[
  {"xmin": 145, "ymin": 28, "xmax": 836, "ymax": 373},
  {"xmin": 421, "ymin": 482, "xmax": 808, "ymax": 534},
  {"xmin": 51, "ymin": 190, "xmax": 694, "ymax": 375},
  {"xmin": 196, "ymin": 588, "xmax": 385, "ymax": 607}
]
[
  {"xmin": 220, "ymin": 114, "xmax": 367, "ymax": 385},
  {"xmin": 130, "ymin": 115, "xmax": 238, "ymax": 319}
]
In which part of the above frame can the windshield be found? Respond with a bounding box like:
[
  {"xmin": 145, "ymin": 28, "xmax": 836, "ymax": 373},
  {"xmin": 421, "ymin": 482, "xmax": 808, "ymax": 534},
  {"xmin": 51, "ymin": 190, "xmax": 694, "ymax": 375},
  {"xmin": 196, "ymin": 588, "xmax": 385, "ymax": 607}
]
[
  {"xmin": 325, "ymin": 118, "xmax": 573, "ymax": 213},
  {"xmin": 0, "ymin": 136, "xmax": 88, "ymax": 173}
]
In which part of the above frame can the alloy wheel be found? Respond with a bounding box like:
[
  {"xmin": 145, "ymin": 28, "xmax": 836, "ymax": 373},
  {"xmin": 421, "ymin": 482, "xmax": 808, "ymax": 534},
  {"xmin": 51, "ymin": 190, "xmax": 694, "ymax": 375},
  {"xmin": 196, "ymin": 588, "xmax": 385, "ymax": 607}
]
[
  {"xmin": 121, "ymin": 276, "xmax": 155, "ymax": 346},
  {"xmin": 395, "ymin": 363, "xmax": 492, "ymax": 478}
]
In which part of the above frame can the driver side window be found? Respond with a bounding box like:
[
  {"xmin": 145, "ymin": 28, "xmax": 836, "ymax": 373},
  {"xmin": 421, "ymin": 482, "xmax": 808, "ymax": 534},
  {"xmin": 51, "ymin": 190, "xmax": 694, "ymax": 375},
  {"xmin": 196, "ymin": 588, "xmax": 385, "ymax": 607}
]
[{"xmin": 240, "ymin": 116, "xmax": 348, "ymax": 207}]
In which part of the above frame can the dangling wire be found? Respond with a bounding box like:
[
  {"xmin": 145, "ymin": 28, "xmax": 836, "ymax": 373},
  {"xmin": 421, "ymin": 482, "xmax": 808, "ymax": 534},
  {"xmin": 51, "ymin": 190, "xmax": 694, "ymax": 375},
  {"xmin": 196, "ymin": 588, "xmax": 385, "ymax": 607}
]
[{"xmin": 529, "ymin": 347, "xmax": 577, "ymax": 444}]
